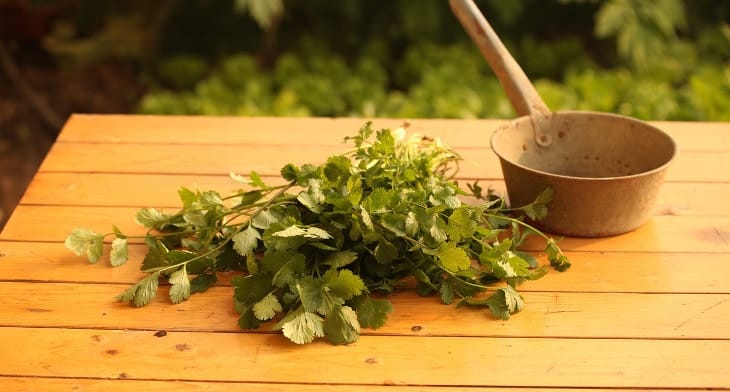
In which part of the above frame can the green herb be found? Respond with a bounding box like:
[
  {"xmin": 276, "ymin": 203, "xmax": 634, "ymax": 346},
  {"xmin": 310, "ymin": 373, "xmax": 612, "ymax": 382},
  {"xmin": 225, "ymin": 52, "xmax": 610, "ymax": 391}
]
[{"xmin": 65, "ymin": 122, "xmax": 569, "ymax": 344}]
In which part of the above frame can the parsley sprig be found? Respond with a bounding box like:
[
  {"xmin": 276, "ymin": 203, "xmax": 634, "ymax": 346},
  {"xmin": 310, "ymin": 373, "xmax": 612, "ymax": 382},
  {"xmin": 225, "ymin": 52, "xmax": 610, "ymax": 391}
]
[{"xmin": 66, "ymin": 122, "xmax": 570, "ymax": 345}]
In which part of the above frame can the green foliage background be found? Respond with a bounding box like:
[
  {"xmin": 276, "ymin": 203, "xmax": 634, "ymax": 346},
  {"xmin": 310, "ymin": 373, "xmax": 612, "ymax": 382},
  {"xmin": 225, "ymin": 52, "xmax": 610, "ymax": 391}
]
[{"xmin": 51, "ymin": 0, "xmax": 730, "ymax": 120}]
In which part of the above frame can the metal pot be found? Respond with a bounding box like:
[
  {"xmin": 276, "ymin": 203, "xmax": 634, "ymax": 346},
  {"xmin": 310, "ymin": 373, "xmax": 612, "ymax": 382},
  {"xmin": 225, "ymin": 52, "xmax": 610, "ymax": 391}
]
[{"xmin": 450, "ymin": 0, "xmax": 677, "ymax": 237}]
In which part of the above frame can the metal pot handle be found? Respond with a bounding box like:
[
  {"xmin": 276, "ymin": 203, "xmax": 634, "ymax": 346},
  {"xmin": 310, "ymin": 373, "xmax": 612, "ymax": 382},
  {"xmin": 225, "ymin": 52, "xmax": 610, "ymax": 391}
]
[{"xmin": 449, "ymin": 0, "xmax": 554, "ymax": 146}]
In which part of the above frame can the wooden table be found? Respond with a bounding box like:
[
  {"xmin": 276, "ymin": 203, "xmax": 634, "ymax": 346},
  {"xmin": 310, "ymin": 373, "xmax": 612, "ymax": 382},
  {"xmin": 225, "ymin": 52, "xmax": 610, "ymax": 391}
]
[{"xmin": 1, "ymin": 115, "xmax": 729, "ymax": 391}]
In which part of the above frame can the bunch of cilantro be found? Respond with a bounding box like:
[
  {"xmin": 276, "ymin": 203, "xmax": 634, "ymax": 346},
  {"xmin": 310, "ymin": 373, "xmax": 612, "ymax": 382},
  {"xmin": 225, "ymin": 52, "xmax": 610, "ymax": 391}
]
[{"xmin": 66, "ymin": 123, "xmax": 569, "ymax": 345}]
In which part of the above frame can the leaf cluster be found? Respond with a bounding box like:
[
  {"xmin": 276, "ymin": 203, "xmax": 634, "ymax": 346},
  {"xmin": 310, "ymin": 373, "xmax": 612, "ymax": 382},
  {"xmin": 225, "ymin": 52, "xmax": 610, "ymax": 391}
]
[{"xmin": 65, "ymin": 123, "xmax": 569, "ymax": 344}]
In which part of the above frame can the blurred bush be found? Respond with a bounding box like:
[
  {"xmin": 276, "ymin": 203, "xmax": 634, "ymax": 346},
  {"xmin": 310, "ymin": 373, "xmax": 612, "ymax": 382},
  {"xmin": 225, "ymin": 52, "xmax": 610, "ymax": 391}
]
[{"xmin": 39, "ymin": 0, "xmax": 730, "ymax": 121}]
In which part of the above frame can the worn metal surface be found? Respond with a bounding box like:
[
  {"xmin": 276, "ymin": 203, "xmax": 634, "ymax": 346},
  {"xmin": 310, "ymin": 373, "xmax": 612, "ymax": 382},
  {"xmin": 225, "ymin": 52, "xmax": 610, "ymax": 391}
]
[
  {"xmin": 492, "ymin": 111, "xmax": 676, "ymax": 236},
  {"xmin": 451, "ymin": 0, "xmax": 677, "ymax": 236}
]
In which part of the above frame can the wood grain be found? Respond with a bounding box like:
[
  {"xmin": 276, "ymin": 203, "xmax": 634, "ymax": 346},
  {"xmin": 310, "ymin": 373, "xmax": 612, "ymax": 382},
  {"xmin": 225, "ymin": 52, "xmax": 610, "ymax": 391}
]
[
  {"xmin": 37, "ymin": 143, "xmax": 502, "ymax": 178},
  {"xmin": 57, "ymin": 115, "xmax": 730, "ymax": 152},
  {"xmin": 18, "ymin": 173, "xmax": 730, "ymax": 219},
  {"xmin": 3, "ymin": 116, "xmax": 730, "ymax": 391},
  {"xmin": 4, "ymin": 377, "xmax": 681, "ymax": 392},
  {"xmin": 1, "ymin": 326, "xmax": 728, "ymax": 388},
  {"xmin": 3, "ymin": 205, "xmax": 729, "ymax": 253},
  {"xmin": 36, "ymin": 142, "xmax": 730, "ymax": 183},
  {"xmin": 1, "ymin": 282, "xmax": 728, "ymax": 339},
  {"xmin": 2, "ymin": 241, "xmax": 729, "ymax": 294},
  {"xmin": 55, "ymin": 115, "xmax": 505, "ymax": 148}
]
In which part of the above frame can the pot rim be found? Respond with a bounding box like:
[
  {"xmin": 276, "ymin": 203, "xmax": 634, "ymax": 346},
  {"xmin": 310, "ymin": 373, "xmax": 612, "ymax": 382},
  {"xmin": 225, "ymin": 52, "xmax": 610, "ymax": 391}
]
[{"xmin": 490, "ymin": 110, "xmax": 679, "ymax": 182}]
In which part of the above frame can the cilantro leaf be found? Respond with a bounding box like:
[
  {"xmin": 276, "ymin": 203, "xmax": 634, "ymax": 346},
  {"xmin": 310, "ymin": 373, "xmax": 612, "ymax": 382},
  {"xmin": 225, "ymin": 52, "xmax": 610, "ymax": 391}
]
[
  {"xmin": 253, "ymin": 293, "xmax": 283, "ymax": 321},
  {"xmin": 280, "ymin": 163, "xmax": 299, "ymax": 181},
  {"xmin": 303, "ymin": 227, "xmax": 332, "ymax": 239},
  {"xmin": 232, "ymin": 226, "xmax": 261, "ymax": 256},
  {"xmin": 405, "ymin": 211, "xmax": 418, "ymax": 236},
  {"xmin": 135, "ymin": 208, "xmax": 170, "ymax": 228},
  {"xmin": 279, "ymin": 307, "xmax": 325, "ymax": 344},
  {"xmin": 141, "ymin": 237, "xmax": 169, "ymax": 271},
  {"xmin": 546, "ymin": 238, "xmax": 571, "ymax": 272},
  {"xmin": 296, "ymin": 277, "xmax": 324, "ymax": 313},
  {"xmin": 351, "ymin": 295, "xmax": 393, "ymax": 329},
  {"xmin": 238, "ymin": 190, "xmax": 264, "ymax": 206},
  {"xmin": 319, "ymin": 288, "xmax": 346, "ymax": 316},
  {"xmin": 298, "ymin": 191, "xmax": 324, "ymax": 213},
  {"xmin": 360, "ymin": 206, "xmax": 374, "ymax": 231},
  {"xmin": 111, "ymin": 225, "xmax": 126, "ymax": 239},
  {"xmin": 190, "ymin": 273, "xmax": 217, "ymax": 294},
  {"xmin": 232, "ymin": 274, "xmax": 273, "ymax": 312},
  {"xmin": 324, "ymin": 155, "xmax": 351, "ymax": 182},
  {"xmin": 323, "ymin": 269, "xmax": 365, "ymax": 300},
  {"xmin": 324, "ymin": 305, "xmax": 360, "ymax": 345},
  {"xmin": 323, "ymin": 251, "xmax": 359, "ymax": 268},
  {"xmin": 166, "ymin": 249, "xmax": 198, "ymax": 264},
  {"xmin": 520, "ymin": 188, "xmax": 553, "ymax": 221},
  {"xmin": 110, "ymin": 238, "xmax": 128, "ymax": 267},
  {"xmin": 363, "ymin": 188, "xmax": 389, "ymax": 213},
  {"xmin": 414, "ymin": 268, "xmax": 437, "ymax": 290},
  {"xmin": 428, "ymin": 218, "xmax": 448, "ymax": 243},
  {"xmin": 273, "ymin": 225, "xmax": 332, "ymax": 239},
  {"xmin": 436, "ymin": 243, "xmax": 471, "ymax": 272},
  {"xmin": 251, "ymin": 209, "xmax": 281, "ymax": 229},
  {"xmin": 65, "ymin": 228, "xmax": 105, "ymax": 264},
  {"xmin": 439, "ymin": 281, "xmax": 455, "ymax": 304},
  {"xmin": 262, "ymin": 250, "xmax": 306, "ymax": 288},
  {"xmin": 446, "ymin": 207, "xmax": 477, "ymax": 242},
  {"xmin": 514, "ymin": 250, "xmax": 539, "ymax": 269},
  {"xmin": 178, "ymin": 186, "xmax": 197, "ymax": 208},
  {"xmin": 238, "ymin": 307, "xmax": 262, "ymax": 330},
  {"xmin": 374, "ymin": 239, "xmax": 398, "ymax": 264},
  {"xmin": 441, "ymin": 275, "xmax": 482, "ymax": 302},
  {"xmin": 346, "ymin": 174, "xmax": 363, "ymax": 205},
  {"xmin": 249, "ymin": 171, "xmax": 267, "ymax": 188},
  {"xmin": 381, "ymin": 213, "xmax": 407, "ymax": 237},
  {"xmin": 490, "ymin": 286, "xmax": 525, "ymax": 319},
  {"xmin": 459, "ymin": 286, "xmax": 525, "ymax": 320},
  {"xmin": 66, "ymin": 124, "xmax": 571, "ymax": 345},
  {"xmin": 117, "ymin": 272, "xmax": 161, "ymax": 307},
  {"xmin": 168, "ymin": 267, "xmax": 191, "ymax": 304}
]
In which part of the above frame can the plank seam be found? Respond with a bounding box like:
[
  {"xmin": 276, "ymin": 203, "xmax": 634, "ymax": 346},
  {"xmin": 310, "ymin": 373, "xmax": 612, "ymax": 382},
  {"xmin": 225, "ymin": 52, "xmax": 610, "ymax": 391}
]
[{"xmin": 0, "ymin": 374, "xmax": 726, "ymax": 390}]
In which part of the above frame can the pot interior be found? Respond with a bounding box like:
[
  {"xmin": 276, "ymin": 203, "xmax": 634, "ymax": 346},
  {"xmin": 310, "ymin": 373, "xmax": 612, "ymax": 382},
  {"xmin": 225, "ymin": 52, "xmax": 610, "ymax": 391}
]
[{"xmin": 491, "ymin": 111, "xmax": 676, "ymax": 179}]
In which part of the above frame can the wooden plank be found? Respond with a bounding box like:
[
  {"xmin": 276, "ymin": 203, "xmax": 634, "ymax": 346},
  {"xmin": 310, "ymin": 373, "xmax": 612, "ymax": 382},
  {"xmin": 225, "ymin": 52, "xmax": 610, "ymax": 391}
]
[
  {"xmin": 1, "ymin": 241, "xmax": 729, "ymax": 294},
  {"xmin": 35, "ymin": 142, "xmax": 730, "ymax": 183},
  {"xmin": 519, "ymin": 251, "xmax": 730, "ymax": 294},
  {"xmin": 0, "ymin": 377, "xmax": 695, "ymax": 392},
  {"xmin": 652, "ymin": 120, "xmax": 730, "ymax": 152},
  {"xmin": 18, "ymin": 173, "xmax": 493, "ymax": 208},
  {"xmin": 3, "ymin": 205, "xmax": 729, "ymax": 253},
  {"xmin": 57, "ymin": 115, "xmax": 507, "ymax": 148},
  {"xmin": 654, "ymin": 182, "xmax": 730, "ymax": 216},
  {"xmin": 56, "ymin": 115, "xmax": 730, "ymax": 153},
  {"xmin": 18, "ymin": 172, "xmax": 266, "ymax": 208},
  {"xmin": 0, "ymin": 241, "xmax": 150, "ymax": 284},
  {"xmin": 18, "ymin": 172, "xmax": 730, "ymax": 218},
  {"xmin": 0, "ymin": 206, "xmax": 147, "ymax": 243},
  {"xmin": 35, "ymin": 143, "xmax": 501, "ymax": 178},
  {"xmin": 1, "ymin": 282, "xmax": 728, "ymax": 340},
  {"xmin": 1, "ymin": 326, "xmax": 728, "ymax": 388}
]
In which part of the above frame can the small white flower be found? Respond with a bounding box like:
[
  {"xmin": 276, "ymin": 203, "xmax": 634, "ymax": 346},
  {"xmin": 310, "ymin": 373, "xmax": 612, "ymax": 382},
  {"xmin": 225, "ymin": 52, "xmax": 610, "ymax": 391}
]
[{"xmin": 393, "ymin": 127, "xmax": 406, "ymax": 141}]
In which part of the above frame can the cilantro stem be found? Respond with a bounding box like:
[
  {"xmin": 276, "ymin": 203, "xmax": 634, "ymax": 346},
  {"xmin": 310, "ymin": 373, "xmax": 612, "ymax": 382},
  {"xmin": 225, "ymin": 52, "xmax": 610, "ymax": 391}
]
[
  {"xmin": 481, "ymin": 212, "xmax": 570, "ymax": 269},
  {"xmin": 143, "ymin": 181, "xmax": 296, "ymax": 274},
  {"xmin": 436, "ymin": 265, "xmax": 490, "ymax": 291},
  {"xmin": 482, "ymin": 213, "xmax": 548, "ymax": 242},
  {"xmin": 105, "ymin": 229, "xmax": 198, "ymax": 240},
  {"xmin": 369, "ymin": 219, "xmax": 490, "ymax": 292},
  {"xmin": 221, "ymin": 183, "xmax": 292, "ymax": 201},
  {"xmin": 68, "ymin": 124, "xmax": 572, "ymax": 344},
  {"xmin": 230, "ymin": 194, "xmax": 298, "ymax": 213}
]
